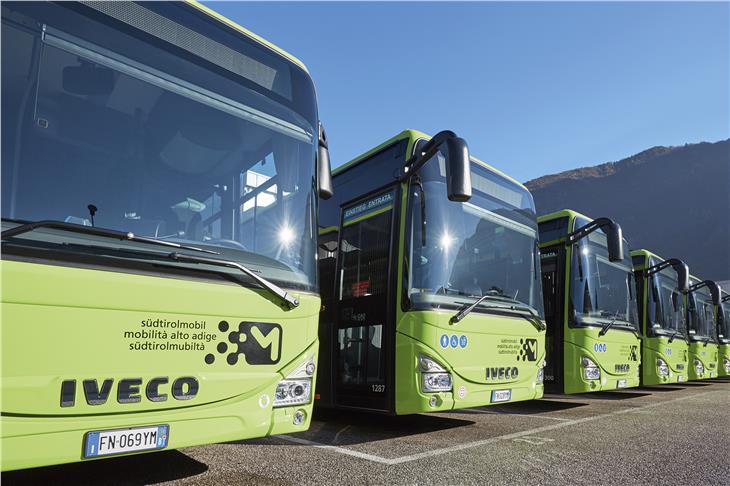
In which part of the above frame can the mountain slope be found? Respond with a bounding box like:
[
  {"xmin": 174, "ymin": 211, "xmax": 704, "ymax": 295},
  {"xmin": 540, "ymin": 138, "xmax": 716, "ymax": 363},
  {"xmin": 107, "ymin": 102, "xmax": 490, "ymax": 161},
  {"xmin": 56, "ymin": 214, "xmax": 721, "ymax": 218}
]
[{"xmin": 525, "ymin": 139, "xmax": 730, "ymax": 281}]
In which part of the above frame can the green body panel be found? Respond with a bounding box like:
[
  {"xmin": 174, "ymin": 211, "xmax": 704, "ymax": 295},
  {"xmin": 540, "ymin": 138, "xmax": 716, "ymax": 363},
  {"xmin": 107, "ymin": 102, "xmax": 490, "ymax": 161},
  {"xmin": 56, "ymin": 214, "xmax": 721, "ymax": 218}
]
[
  {"xmin": 631, "ymin": 249, "xmax": 689, "ymax": 386},
  {"xmin": 562, "ymin": 327, "xmax": 641, "ymax": 393},
  {"xmin": 1, "ymin": 261, "xmax": 319, "ymax": 470},
  {"xmin": 394, "ymin": 311, "xmax": 545, "ymax": 415},
  {"xmin": 538, "ymin": 210, "xmax": 642, "ymax": 394},
  {"xmin": 718, "ymin": 344, "xmax": 730, "ymax": 377},
  {"xmin": 687, "ymin": 341, "xmax": 719, "ymax": 380}
]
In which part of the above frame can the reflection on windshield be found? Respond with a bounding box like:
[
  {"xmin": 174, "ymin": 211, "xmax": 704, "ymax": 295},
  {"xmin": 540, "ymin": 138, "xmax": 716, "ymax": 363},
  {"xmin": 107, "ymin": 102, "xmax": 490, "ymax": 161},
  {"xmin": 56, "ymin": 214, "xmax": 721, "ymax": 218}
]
[
  {"xmin": 647, "ymin": 267, "xmax": 687, "ymax": 336},
  {"xmin": 688, "ymin": 286, "xmax": 717, "ymax": 341},
  {"xmin": 570, "ymin": 233, "xmax": 639, "ymax": 329},
  {"xmin": 2, "ymin": 16, "xmax": 317, "ymax": 290},
  {"xmin": 718, "ymin": 302, "xmax": 730, "ymax": 342},
  {"xmin": 407, "ymin": 154, "xmax": 544, "ymax": 318}
]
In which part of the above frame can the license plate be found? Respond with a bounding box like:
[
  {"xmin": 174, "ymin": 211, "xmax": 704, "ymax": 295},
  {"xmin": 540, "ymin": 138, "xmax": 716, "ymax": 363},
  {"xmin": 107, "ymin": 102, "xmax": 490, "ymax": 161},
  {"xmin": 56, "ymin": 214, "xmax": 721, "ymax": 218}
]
[
  {"xmin": 84, "ymin": 425, "xmax": 169, "ymax": 458},
  {"xmin": 617, "ymin": 379, "xmax": 627, "ymax": 388},
  {"xmin": 709, "ymin": 372, "xmax": 715, "ymax": 378},
  {"xmin": 491, "ymin": 389, "xmax": 511, "ymax": 403},
  {"xmin": 677, "ymin": 375, "xmax": 685, "ymax": 382}
]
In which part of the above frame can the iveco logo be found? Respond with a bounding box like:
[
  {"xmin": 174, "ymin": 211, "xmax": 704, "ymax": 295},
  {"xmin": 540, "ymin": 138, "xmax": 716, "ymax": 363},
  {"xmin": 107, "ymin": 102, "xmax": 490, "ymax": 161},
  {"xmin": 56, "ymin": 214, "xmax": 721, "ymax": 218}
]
[
  {"xmin": 615, "ymin": 364, "xmax": 630, "ymax": 373},
  {"xmin": 59, "ymin": 376, "xmax": 199, "ymax": 407},
  {"xmin": 486, "ymin": 367, "xmax": 519, "ymax": 380}
]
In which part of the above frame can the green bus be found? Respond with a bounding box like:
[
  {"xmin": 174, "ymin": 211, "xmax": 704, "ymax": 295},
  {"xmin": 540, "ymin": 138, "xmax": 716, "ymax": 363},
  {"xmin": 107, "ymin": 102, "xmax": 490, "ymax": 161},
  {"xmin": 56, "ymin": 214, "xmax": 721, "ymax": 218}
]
[
  {"xmin": 538, "ymin": 210, "xmax": 641, "ymax": 394},
  {"xmin": 717, "ymin": 291, "xmax": 730, "ymax": 377},
  {"xmin": 631, "ymin": 249, "xmax": 690, "ymax": 385},
  {"xmin": 1, "ymin": 0, "xmax": 332, "ymax": 470},
  {"xmin": 686, "ymin": 277, "xmax": 721, "ymax": 380},
  {"xmin": 316, "ymin": 130, "xmax": 546, "ymax": 414}
]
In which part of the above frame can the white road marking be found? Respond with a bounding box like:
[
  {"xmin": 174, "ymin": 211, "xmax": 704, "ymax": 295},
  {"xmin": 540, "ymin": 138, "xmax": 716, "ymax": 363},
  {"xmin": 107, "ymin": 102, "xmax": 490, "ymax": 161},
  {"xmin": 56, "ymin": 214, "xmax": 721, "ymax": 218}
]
[{"xmin": 276, "ymin": 390, "xmax": 717, "ymax": 466}]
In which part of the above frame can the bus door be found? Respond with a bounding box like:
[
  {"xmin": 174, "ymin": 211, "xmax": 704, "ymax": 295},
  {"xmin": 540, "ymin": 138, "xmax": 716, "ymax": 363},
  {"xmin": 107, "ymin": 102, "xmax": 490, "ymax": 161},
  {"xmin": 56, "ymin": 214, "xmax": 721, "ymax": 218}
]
[
  {"xmin": 540, "ymin": 246, "xmax": 565, "ymax": 393},
  {"xmin": 332, "ymin": 189, "xmax": 396, "ymax": 411}
]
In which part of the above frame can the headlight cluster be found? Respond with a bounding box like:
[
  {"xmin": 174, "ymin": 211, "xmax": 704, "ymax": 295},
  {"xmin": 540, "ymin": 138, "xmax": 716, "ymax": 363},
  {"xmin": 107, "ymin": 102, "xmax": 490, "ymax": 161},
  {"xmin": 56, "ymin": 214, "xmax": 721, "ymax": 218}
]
[
  {"xmin": 273, "ymin": 358, "xmax": 315, "ymax": 408},
  {"xmin": 581, "ymin": 356, "xmax": 601, "ymax": 380},
  {"xmin": 693, "ymin": 359, "xmax": 704, "ymax": 376},
  {"xmin": 724, "ymin": 358, "xmax": 730, "ymax": 373},
  {"xmin": 656, "ymin": 358, "xmax": 669, "ymax": 377},
  {"xmin": 419, "ymin": 354, "xmax": 452, "ymax": 392},
  {"xmin": 536, "ymin": 360, "xmax": 546, "ymax": 384}
]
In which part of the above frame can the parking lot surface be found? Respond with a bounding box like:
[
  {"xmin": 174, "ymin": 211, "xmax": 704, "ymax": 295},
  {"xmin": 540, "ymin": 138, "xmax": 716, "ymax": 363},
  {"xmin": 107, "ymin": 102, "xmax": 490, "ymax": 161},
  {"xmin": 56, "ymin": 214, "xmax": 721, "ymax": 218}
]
[{"xmin": 5, "ymin": 380, "xmax": 729, "ymax": 485}]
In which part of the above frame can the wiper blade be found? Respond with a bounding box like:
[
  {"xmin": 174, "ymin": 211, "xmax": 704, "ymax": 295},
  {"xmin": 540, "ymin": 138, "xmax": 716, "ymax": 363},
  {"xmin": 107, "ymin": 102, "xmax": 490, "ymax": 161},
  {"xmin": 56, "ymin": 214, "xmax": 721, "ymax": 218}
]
[
  {"xmin": 667, "ymin": 330, "xmax": 679, "ymax": 343},
  {"xmin": 449, "ymin": 295, "xmax": 546, "ymax": 331},
  {"xmin": 598, "ymin": 311, "xmax": 619, "ymax": 336},
  {"xmin": 2, "ymin": 220, "xmax": 218, "ymax": 254},
  {"xmin": 169, "ymin": 252, "xmax": 299, "ymax": 309}
]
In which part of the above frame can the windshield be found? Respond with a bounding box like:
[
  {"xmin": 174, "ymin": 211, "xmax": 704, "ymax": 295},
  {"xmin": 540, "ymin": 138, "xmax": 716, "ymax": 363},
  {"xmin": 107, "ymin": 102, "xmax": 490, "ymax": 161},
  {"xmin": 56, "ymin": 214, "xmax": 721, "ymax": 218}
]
[
  {"xmin": 569, "ymin": 220, "xmax": 639, "ymax": 329},
  {"xmin": 718, "ymin": 300, "xmax": 730, "ymax": 343},
  {"xmin": 2, "ymin": 4, "xmax": 318, "ymax": 290},
  {"xmin": 687, "ymin": 283, "xmax": 717, "ymax": 341},
  {"xmin": 646, "ymin": 261, "xmax": 687, "ymax": 337},
  {"xmin": 406, "ymin": 151, "xmax": 544, "ymax": 318}
]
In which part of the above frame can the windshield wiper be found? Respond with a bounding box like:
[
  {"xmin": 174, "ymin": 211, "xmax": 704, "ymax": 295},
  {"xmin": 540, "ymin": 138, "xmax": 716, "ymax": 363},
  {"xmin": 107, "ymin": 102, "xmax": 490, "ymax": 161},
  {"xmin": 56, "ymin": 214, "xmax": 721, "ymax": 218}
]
[
  {"xmin": 169, "ymin": 252, "xmax": 299, "ymax": 309},
  {"xmin": 666, "ymin": 330, "xmax": 680, "ymax": 343},
  {"xmin": 598, "ymin": 311, "xmax": 619, "ymax": 336},
  {"xmin": 450, "ymin": 295, "xmax": 546, "ymax": 331},
  {"xmin": 2, "ymin": 220, "xmax": 218, "ymax": 254}
]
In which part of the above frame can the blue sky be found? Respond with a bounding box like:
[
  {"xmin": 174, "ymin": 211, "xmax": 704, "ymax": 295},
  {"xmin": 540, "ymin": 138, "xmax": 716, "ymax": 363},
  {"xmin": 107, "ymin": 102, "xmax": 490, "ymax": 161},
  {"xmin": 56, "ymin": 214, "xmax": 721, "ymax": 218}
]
[{"xmin": 208, "ymin": 1, "xmax": 729, "ymax": 182}]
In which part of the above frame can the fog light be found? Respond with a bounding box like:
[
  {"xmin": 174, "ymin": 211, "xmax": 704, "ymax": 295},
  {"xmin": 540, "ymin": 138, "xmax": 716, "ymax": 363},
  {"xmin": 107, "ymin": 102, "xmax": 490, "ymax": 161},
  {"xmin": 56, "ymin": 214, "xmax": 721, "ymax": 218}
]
[
  {"xmin": 723, "ymin": 358, "xmax": 730, "ymax": 372},
  {"xmin": 305, "ymin": 362, "xmax": 316, "ymax": 376},
  {"xmin": 293, "ymin": 409, "xmax": 306, "ymax": 425},
  {"xmin": 429, "ymin": 395, "xmax": 439, "ymax": 407}
]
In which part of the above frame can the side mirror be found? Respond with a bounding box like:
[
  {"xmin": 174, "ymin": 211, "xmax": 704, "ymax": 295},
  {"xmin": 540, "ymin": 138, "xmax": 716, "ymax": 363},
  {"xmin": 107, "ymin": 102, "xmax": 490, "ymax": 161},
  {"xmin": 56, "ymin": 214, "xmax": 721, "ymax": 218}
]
[
  {"xmin": 605, "ymin": 221, "xmax": 624, "ymax": 262},
  {"xmin": 63, "ymin": 64, "xmax": 115, "ymax": 96},
  {"xmin": 704, "ymin": 280, "xmax": 721, "ymax": 306},
  {"xmin": 444, "ymin": 137, "xmax": 471, "ymax": 202},
  {"xmin": 317, "ymin": 123, "xmax": 333, "ymax": 200},
  {"xmin": 671, "ymin": 261, "xmax": 690, "ymax": 293}
]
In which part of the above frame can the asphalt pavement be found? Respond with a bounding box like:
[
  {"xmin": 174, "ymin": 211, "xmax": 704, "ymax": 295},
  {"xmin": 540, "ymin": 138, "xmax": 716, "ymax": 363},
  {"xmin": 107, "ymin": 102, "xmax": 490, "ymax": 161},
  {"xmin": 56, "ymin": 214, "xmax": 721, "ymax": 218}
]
[{"xmin": 4, "ymin": 379, "xmax": 730, "ymax": 485}]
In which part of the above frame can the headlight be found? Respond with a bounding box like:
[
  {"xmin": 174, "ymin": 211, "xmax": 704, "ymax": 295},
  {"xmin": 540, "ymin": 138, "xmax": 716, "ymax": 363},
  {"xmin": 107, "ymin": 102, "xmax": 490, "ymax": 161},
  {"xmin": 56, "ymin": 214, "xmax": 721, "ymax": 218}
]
[
  {"xmin": 422, "ymin": 372, "xmax": 453, "ymax": 392},
  {"xmin": 419, "ymin": 354, "xmax": 452, "ymax": 392},
  {"xmin": 581, "ymin": 356, "xmax": 600, "ymax": 380},
  {"xmin": 273, "ymin": 357, "xmax": 315, "ymax": 407},
  {"xmin": 724, "ymin": 358, "xmax": 730, "ymax": 372},
  {"xmin": 656, "ymin": 358, "xmax": 669, "ymax": 377},
  {"xmin": 419, "ymin": 354, "xmax": 446, "ymax": 372},
  {"xmin": 536, "ymin": 360, "xmax": 546, "ymax": 384},
  {"xmin": 694, "ymin": 358, "xmax": 704, "ymax": 375}
]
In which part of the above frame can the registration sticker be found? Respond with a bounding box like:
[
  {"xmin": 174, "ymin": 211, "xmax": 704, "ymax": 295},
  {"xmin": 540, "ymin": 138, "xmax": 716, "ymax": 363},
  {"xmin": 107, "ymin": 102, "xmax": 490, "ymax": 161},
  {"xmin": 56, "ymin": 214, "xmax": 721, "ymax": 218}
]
[
  {"xmin": 491, "ymin": 389, "xmax": 511, "ymax": 403},
  {"xmin": 84, "ymin": 425, "xmax": 169, "ymax": 458},
  {"xmin": 617, "ymin": 379, "xmax": 627, "ymax": 388}
]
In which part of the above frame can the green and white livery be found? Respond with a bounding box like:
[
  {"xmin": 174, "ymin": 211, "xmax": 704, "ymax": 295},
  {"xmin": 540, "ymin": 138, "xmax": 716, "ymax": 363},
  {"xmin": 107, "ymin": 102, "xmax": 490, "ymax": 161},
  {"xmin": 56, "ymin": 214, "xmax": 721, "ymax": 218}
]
[{"xmin": 686, "ymin": 277, "xmax": 721, "ymax": 380}]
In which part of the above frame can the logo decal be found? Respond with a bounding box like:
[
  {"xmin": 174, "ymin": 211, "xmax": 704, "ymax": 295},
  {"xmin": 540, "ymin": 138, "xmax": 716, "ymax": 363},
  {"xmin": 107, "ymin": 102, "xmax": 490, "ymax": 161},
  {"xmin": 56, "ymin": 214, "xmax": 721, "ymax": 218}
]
[
  {"xmin": 594, "ymin": 343, "xmax": 607, "ymax": 353},
  {"xmin": 440, "ymin": 334, "xmax": 449, "ymax": 348},
  {"xmin": 450, "ymin": 335, "xmax": 459, "ymax": 349},
  {"xmin": 205, "ymin": 321, "xmax": 282, "ymax": 365},
  {"xmin": 458, "ymin": 386, "xmax": 467, "ymax": 399},
  {"xmin": 460, "ymin": 335, "xmax": 468, "ymax": 349},
  {"xmin": 518, "ymin": 338, "xmax": 538, "ymax": 362},
  {"xmin": 628, "ymin": 345, "xmax": 639, "ymax": 362}
]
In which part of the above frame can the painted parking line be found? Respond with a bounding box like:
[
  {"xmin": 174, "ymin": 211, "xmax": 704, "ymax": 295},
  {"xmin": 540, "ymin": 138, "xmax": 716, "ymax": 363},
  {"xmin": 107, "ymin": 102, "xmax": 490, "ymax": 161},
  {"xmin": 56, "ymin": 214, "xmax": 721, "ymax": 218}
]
[{"xmin": 277, "ymin": 390, "xmax": 718, "ymax": 466}]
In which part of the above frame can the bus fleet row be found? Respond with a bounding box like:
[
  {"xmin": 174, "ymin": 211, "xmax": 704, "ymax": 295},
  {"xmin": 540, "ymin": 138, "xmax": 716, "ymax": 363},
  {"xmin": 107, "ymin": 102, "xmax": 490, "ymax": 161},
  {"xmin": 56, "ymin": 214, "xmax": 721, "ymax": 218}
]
[{"xmin": 1, "ymin": 1, "xmax": 726, "ymax": 471}]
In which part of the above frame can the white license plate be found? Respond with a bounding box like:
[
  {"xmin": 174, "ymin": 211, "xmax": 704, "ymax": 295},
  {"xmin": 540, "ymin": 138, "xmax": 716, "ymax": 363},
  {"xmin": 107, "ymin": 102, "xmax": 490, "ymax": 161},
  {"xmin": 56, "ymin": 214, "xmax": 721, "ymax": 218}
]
[
  {"xmin": 617, "ymin": 379, "xmax": 627, "ymax": 388},
  {"xmin": 84, "ymin": 425, "xmax": 169, "ymax": 458},
  {"xmin": 491, "ymin": 389, "xmax": 511, "ymax": 403},
  {"xmin": 677, "ymin": 375, "xmax": 685, "ymax": 382},
  {"xmin": 709, "ymin": 372, "xmax": 716, "ymax": 378}
]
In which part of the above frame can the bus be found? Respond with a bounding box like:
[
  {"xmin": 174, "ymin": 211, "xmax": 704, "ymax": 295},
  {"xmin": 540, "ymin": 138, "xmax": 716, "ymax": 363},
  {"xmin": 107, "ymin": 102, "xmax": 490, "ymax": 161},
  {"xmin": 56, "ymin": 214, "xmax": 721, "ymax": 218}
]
[
  {"xmin": 1, "ymin": 0, "xmax": 332, "ymax": 471},
  {"xmin": 316, "ymin": 130, "xmax": 546, "ymax": 414},
  {"xmin": 538, "ymin": 210, "xmax": 641, "ymax": 394},
  {"xmin": 717, "ymin": 291, "xmax": 730, "ymax": 377},
  {"xmin": 631, "ymin": 249, "xmax": 689, "ymax": 385},
  {"xmin": 686, "ymin": 277, "xmax": 721, "ymax": 380}
]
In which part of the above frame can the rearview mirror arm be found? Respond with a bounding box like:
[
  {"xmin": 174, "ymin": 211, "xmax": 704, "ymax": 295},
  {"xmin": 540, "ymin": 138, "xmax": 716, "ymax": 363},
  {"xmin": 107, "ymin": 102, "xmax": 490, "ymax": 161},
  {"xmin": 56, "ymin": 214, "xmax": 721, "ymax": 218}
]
[
  {"xmin": 396, "ymin": 130, "xmax": 458, "ymax": 182},
  {"xmin": 641, "ymin": 258, "xmax": 690, "ymax": 294}
]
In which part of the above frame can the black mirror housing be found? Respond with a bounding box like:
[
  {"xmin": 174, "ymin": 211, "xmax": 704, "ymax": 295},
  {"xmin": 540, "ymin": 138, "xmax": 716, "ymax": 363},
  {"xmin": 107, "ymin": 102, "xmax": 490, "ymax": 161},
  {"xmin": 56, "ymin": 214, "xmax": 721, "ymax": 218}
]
[
  {"xmin": 445, "ymin": 137, "xmax": 472, "ymax": 202},
  {"xmin": 704, "ymin": 280, "xmax": 721, "ymax": 306},
  {"xmin": 672, "ymin": 261, "xmax": 690, "ymax": 293},
  {"xmin": 605, "ymin": 221, "xmax": 624, "ymax": 262},
  {"xmin": 317, "ymin": 123, "xmax": 333, "ymax": 200}
]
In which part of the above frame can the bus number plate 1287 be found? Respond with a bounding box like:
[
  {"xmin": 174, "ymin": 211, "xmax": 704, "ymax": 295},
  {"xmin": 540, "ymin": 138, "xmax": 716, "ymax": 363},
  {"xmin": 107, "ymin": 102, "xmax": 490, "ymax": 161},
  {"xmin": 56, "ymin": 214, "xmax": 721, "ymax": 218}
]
[{"xmin": 84, "ymin": 425, "xmax": 169, "ymax": 458}]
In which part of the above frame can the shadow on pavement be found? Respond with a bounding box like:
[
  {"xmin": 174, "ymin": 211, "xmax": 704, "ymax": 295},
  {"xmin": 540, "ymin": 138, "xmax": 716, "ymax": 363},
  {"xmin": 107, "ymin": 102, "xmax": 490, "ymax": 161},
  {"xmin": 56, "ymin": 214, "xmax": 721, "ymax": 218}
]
[
  {"xmin": 574, "ymin": 391, "xmax": 652, "ymax": 400},
  {"xmin": 639, "ymin": 386, "xmax": 686, "ymax": 392},
  {"xmin": 460, "ymin": 399, "xmax": 588, "ymax": 415},
  {"xmin": 242, "ymin": 408, "xmax": 475, "ymax": 447},
  {"xmin": 2, "ymin": 450, "xmax": 207, "ymax": 486}
]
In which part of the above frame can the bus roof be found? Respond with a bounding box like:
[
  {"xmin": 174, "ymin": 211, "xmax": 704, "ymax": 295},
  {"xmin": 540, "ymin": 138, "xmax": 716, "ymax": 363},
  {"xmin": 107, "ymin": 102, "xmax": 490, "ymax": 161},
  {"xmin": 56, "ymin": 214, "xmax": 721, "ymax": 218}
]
[
  {"xmin": 332, "ymin": 129, "xmax": 528, "ymax": 190},
  {"xmin": 187, "ymin": 1, "xmax": 309, "ymax": 74},
  {"xmin": 537, "ymin": 208, "xmax": 590, "ymax": 224},
  {"xmin": 630, "ymin": 248, "xmax": 665, "ymax": 261}
]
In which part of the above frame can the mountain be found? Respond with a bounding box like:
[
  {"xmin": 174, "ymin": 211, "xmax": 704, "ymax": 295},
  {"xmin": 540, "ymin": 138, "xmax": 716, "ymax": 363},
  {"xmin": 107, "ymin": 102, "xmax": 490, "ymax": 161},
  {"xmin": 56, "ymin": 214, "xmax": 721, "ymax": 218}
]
[{"xmin": 525, "ymin": 139, "xmax": 730, "ymax": 281}]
